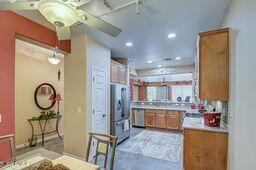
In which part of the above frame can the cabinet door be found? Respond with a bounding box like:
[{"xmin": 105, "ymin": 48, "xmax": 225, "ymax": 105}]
[
  {"xmin": 111, "ymin": 62, "xmax": 119, "ymax": 83},
  {"xmin": 146, "ymin": 111, "xmax": 155, "ymax": 127},
  {"xmin": 118, "ymin": 65, "xmax": 127, "ymax": 84},
  {"xmin": 138, "ymin": 86, "xmax": 147, "ymax": 101},
  {"xmin": 155, "ymin": 112, "xmax": 167, "ymax": 128},
  {"xmin": 199, "ymin": 28, "xmax": 229, "ymax": 101},
  {"xmin": 166, "ymin": 112, "xmax": 179, "ymax": 130},
  {"xmin": 184, "ymin": 129, "xmax": 228, "ymax": 170}
]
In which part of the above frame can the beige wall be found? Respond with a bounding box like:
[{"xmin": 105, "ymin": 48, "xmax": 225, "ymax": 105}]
[
  {"xmin": 64, "ymin": 35, "xmax": 111, "ymax": 158},
  {"xmin": 223, "ymin": 0, "xmax": 256, "ymax": 169},
  {"xmin": 15, "ymin": 52, "xmax": 64, "ymax": 147},
  {"xmin": 64, "ymin": 35, "xmax": 87, "ymax": 158}
]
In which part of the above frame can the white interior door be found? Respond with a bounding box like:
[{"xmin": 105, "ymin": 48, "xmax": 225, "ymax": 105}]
[{"xmin": 92, "ymin": 68, "xmax": 107, "ymax": 134}]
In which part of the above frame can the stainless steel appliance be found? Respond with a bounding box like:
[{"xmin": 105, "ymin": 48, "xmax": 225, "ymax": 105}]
[
  {"xmin": 110, "ymin": 84, "xmax": 130, "ymax": 144},
  {"xmin": 132, "ymin": 109, "xmax": 145, "ymax": 127}
]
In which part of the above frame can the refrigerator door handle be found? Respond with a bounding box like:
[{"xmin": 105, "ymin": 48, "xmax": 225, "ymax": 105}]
[{"xmin": 115, "ymin": 122, "xmax": 123, "ymax": 126}]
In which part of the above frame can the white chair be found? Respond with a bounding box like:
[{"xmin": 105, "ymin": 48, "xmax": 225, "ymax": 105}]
[{"xmin": 0, "ymin": 134, "xmax": 15, "ymax": 167}]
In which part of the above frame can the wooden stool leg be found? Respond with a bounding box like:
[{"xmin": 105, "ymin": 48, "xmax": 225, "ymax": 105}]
[{"xmin": 9, "ymin": 137, "xmax": 15, "ymax": 163}]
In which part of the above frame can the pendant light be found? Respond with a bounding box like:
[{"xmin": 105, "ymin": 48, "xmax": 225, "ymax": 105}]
[{"xmin": 47, "ymin": 46, "xmax": 61, "ymax": 65}]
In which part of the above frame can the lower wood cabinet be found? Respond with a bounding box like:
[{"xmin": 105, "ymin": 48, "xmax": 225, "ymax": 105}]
[
  {"xmin": 145, "ymin": 111, "xmax": 155, "ymax": 127},
  {"xmin": 166, "ymin": 111, "xmax": 179, "ymax": 130},
  {"xmin": 155, "ymin": 111, "xmax": 167, "ymax": 128},
  {"xmin": 145, "ymin": 109, "xmax": 184, "ymax": 130},
  {"xmin": 184, "ymin": 129, "xmax": 228, "ymax": 170}
]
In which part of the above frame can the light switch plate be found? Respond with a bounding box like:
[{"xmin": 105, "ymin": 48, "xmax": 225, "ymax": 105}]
[
  {"xmin": 0, "ymin": 113, "xmax": 2, "ymax": 123},
  {"xmin": 77, "ymin": 107, "xmax": 81, "ymax": 114}
]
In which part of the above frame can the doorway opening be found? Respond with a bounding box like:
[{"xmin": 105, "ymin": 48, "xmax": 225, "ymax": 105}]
[{"xmin": 15, "ymin": 39, "xmax": 65, "ymax": 160}]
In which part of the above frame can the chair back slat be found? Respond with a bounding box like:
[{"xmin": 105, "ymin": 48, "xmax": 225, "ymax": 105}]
[{"xmin": 86, "ymin": 132, "xmax": 118, "ymax": 170}]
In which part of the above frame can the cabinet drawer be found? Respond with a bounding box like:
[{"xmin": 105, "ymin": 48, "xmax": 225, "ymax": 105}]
[{"xmin": 167, "ymin": 110, "xmax": 179, "ymax": 115}]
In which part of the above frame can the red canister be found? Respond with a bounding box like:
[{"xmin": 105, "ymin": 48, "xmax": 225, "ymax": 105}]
[{"xmin": 204, "ymin": 112, "xmax": 221, "ymax": 127}]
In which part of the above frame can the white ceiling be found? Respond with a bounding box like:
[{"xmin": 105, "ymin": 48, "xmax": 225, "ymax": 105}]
[
  {"xmin": 14, "ymin": 0, "xmax": 231, "ymax": 69},
  {"xmin": 15, "ymin": 39, "xmax": 64, "ymax": 61}
]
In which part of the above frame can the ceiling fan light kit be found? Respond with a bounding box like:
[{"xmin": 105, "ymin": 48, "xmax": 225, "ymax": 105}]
[
  {"xmin": 37, "ymin": 0, "xmax": 78, "ymax": 28},
  {"xmin": 1, "ymin": 0, "xmax": 122, "ymax": 40}
]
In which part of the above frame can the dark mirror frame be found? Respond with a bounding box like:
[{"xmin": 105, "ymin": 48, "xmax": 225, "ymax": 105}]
[{"xmin": 34, "ymin": 83, "xmax": 56, "ymax": 110}]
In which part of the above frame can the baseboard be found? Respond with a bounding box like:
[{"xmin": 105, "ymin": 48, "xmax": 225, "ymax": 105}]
[
  {"xmin": 16, "ymin": 133, "xmax": 64, "ymax": 149},
  {"xmin": 63, "ymin": 152, "xmax": 85, "ymax": 161}
]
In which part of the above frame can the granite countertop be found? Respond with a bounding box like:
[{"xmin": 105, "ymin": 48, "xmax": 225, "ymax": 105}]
[
  {"xmin": 182, "ymin": 117, "xmax": 228, "ymax": 133},
  {"xmin": 131, "ymin": 105, "xmax": 190, "ymax": 111}
]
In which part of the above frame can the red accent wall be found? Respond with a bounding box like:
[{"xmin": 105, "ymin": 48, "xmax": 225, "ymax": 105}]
[{"xmin": 0, "ymin": 11, "xmax": 71, "ymax": 160}]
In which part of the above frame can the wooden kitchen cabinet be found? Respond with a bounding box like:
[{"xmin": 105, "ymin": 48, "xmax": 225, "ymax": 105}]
[
  {"xmin": 166, "ymin": 111, "xmax": 179, "ymax": 130},
  {"xmin": 199, "ymin": 28, "xmax": 229, "ymax": 101},
  {"xmin": 145, "ymin": 110, "xmax": 155, "ymax": 127},
  {"xmin": 118, "ymin": 65, "xmax": 127, "ymax": 84},
  {"xmin": 184, "ymin": 129, "xmax": 228, "ymax": 170},
  {"xmin": 155, "ymin": 110, "xmax": 167, "ymax": 128},
  {"xmin": 111, "ymin": 60, "xmax": 127, "ymax": 84},
  {"xmin": 111, "ymin": 61, "xmax": 119, "ymax": 83},
  {"xmin": 138, "ymin": 86, "xmax": 147, "ymax": 101},
  {"xmin": 145, "ymin": 110, "xmax": 183, "ymax": 130}
]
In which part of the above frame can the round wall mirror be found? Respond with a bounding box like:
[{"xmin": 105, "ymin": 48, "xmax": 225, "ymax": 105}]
[{"xmin": 34, "ymin": 83, "xmax": 56, "ymax": 110}]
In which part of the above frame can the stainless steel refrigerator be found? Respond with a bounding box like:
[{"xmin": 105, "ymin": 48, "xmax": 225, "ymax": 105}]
[{"xmin": 110, "ymin": 84, "xmax": 130, "ymax": 144}]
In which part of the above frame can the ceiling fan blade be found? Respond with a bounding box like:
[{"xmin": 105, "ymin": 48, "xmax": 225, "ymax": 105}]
[
  {"xmin": 0, "ymin": 1, "xmax": 37, "ymax": 10},
  {"xmin": 76, "ymin": 10, "xmax": 121, "ymax": 37},
  {"xmin": 56, "ymin": 26, "xmax": 71, "ymax": 40}
]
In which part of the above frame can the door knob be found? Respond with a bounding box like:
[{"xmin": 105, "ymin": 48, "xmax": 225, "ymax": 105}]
[{"xmin": 102, "ymin": 114, "xmax": 106, "ymax": 117}]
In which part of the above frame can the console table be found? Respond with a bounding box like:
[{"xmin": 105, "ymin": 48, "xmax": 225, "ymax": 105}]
[{"xmin": 28, "ymin": 115, "xmax": 62, "ymax": 146}]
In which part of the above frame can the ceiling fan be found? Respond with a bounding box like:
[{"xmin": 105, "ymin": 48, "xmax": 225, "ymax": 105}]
[{"xmin": 0, "ymin": 0, "xmax": 122, "ymax": 40}]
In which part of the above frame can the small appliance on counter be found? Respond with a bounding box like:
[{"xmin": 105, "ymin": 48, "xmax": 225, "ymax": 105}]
[{"xmin": 204, "ymin": 112, "xmax": 221, "ymax": 127}]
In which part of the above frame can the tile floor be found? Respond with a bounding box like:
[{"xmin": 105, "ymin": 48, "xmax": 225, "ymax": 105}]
[{"xmin": 16, "ymin": 128, "xmax": 183, "ymax": 170}]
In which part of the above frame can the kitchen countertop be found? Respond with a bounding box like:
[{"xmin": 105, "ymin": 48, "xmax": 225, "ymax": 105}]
[
  {"xmin": 182, "ymin": 117, "xmax": 228, "ymax": 133},
  {"xmin": 131, "ymin": 105, "xmax": 191, "ymax": 111}
]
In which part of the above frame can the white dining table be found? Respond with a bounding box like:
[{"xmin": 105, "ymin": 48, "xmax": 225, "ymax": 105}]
[{"xmin": 2, "ymin": 155, "xmax": 100, "ymax": 170}]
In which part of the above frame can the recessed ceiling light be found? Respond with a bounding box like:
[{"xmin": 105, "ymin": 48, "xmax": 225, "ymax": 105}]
[
  {"xmin": 147, "ymin": 60, "xmax": 152, "ymax": 63},
  {"xmin": 125, "ymin": 42, "xmax": 133, "ymax": 47},
  {"xmin": 175, "ymin": 56, "xmax": 182, "ymax": 60},
  {"xmin": 157, "ymin": 65, "xmax": 162, "ymax": 68},
  {"xmin": 168, "ymin": 33, "xmax": 176, "ymax": 39}
]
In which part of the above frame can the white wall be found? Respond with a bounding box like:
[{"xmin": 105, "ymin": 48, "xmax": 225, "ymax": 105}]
[
  {"xmin": 223, "ymin": 0, "xmax": 256, "ymax": 169},
  {"xmin": 85, "ymin": 36, "xmax": 111, "ymax": 134}
]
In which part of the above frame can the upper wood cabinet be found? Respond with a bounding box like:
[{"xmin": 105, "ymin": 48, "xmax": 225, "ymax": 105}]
[
  {"xmin": 199, "ymin": 28, "xmax": 229, "ymax": 101},
  {"xmin": 111, "ymin": 60, "xmax": 127, "ymax": 84},
  {"xmin": 111, "ymin": 61, "xmax": 119, "ymax": 83},
  {"xmin": 118, "ymin": 65, "xmax": 127, "ymax": 84},
  {"xmin": 138, "ymin": 86, "xmax": 147, "ymax": 101}
]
